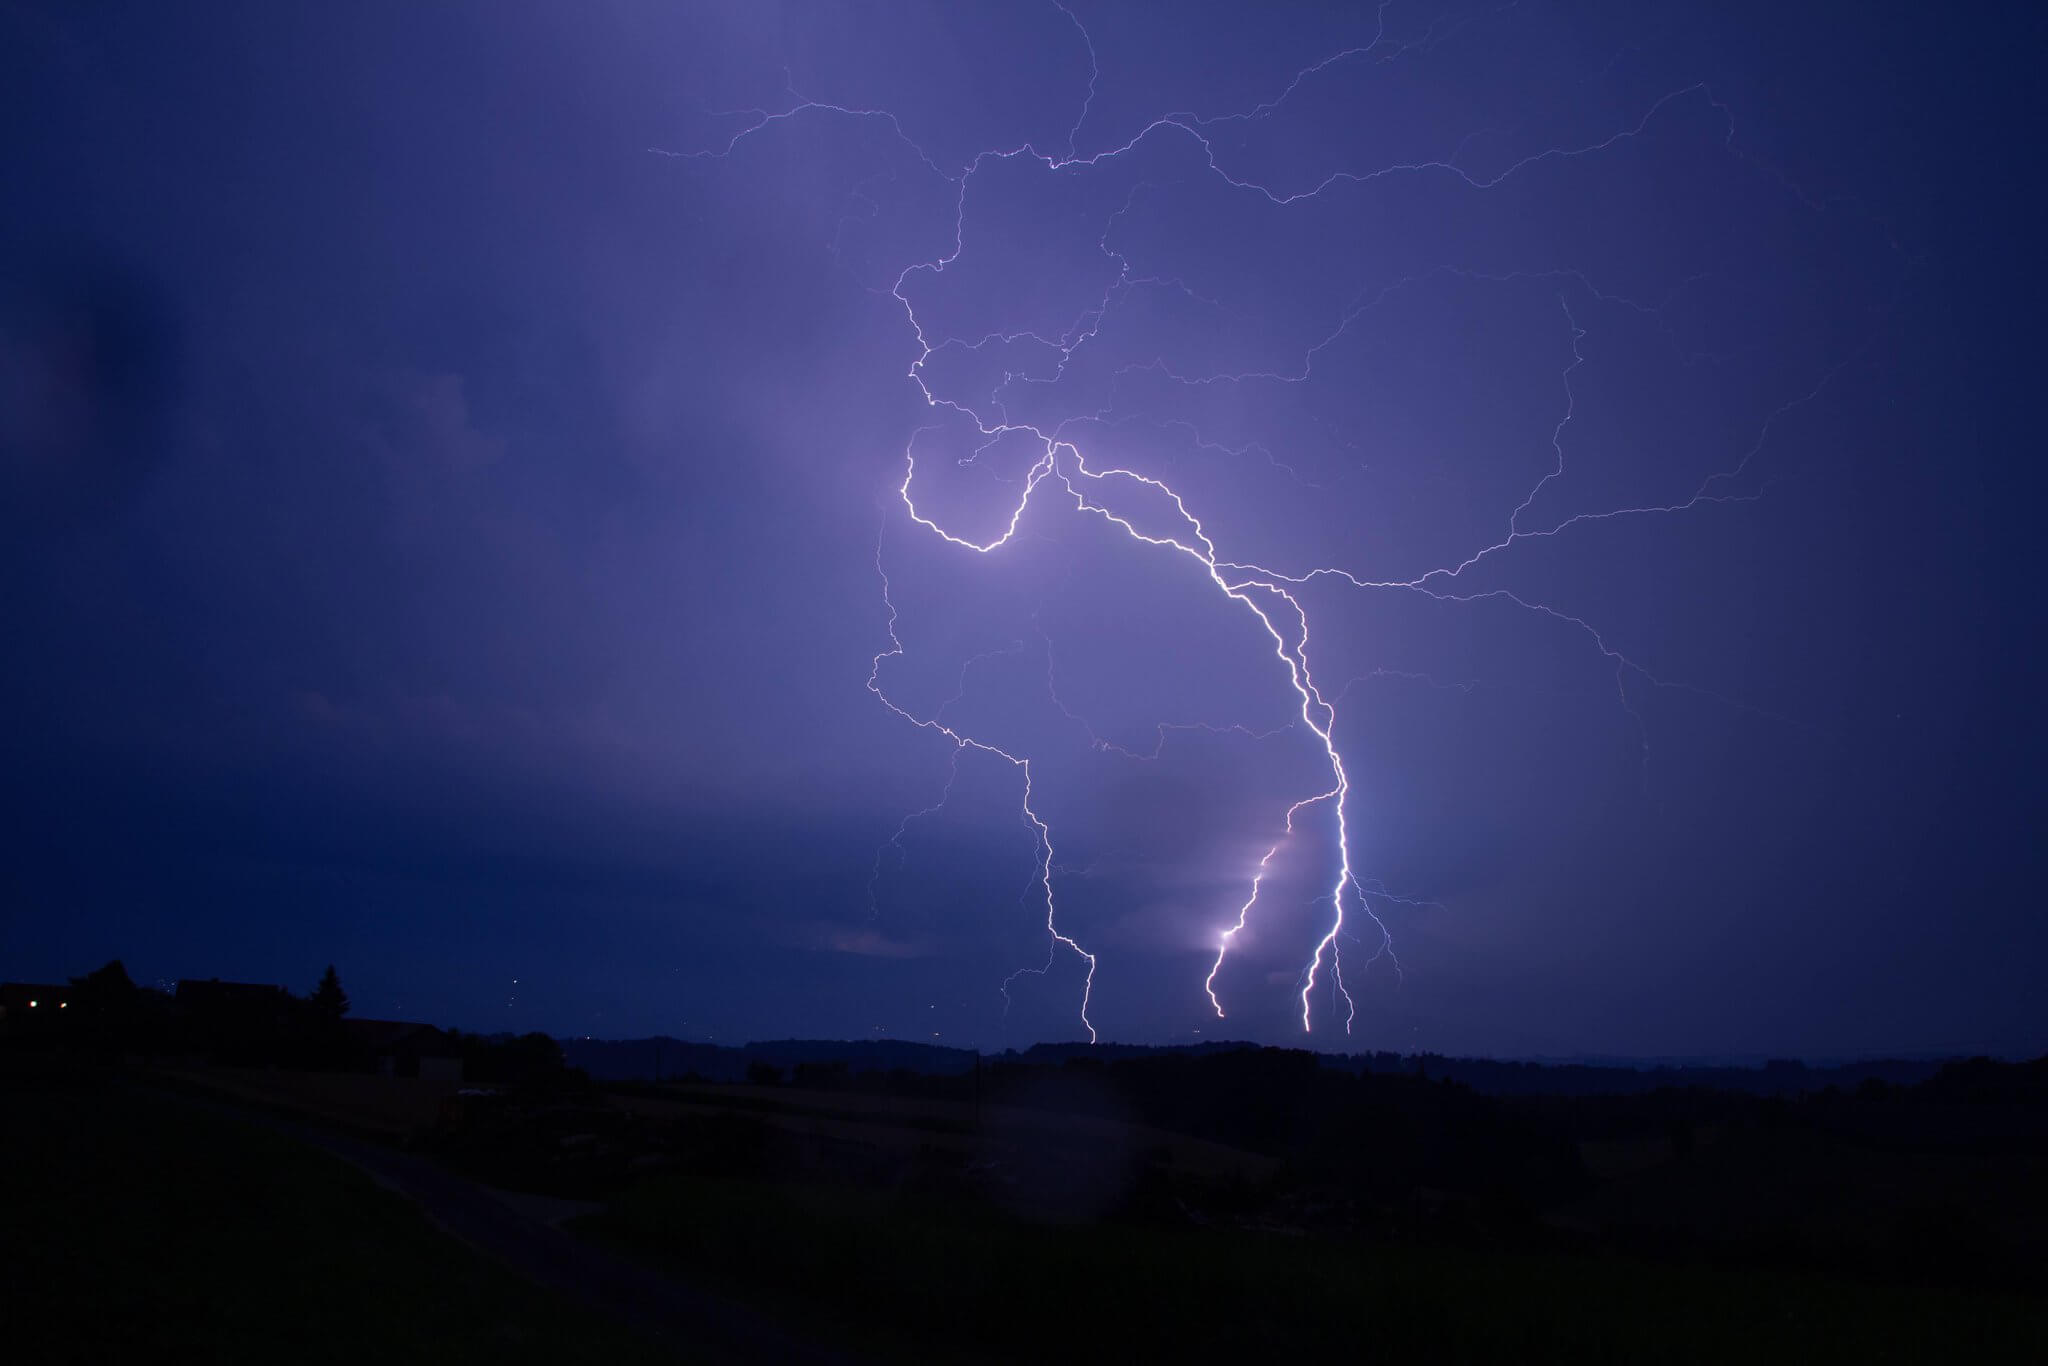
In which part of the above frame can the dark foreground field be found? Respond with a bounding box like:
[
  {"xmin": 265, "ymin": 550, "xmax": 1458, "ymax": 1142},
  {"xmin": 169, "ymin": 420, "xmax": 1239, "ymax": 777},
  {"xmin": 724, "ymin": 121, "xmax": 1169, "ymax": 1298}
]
[
  {"xmin": 576, "ymin": 1166, "xmax": 2046, "ymax": 1365},
  {"xmin": 6, "ymin": 1061, "xmax": 2045, "ymax": 1364},
  {"xmin": 0, "ymin": 1076, "xmax": 672, "ymax": 1365}
]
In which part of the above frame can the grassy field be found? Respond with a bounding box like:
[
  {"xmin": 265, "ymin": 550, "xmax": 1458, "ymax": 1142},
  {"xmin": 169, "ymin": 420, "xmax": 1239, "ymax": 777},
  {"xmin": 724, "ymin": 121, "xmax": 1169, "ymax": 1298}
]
[
  {"xmin": 151, "ymin": 1062, "xmax": 465, "ymax": 1137},
  {"xmin": 614, "ymin": 1081, "xmax": 1280, "ymax": 1182},
  {"xmin": 0, "ymin": 1075, "xmax": 674, "ymax": 1365},
  {"xmin": 16, "ymin": 1063, "xmax": 2040, "ymax": 1364},
  {"xmin": 578, "ymin": 1169, "xmax": 2048, "ymax": 1365}
]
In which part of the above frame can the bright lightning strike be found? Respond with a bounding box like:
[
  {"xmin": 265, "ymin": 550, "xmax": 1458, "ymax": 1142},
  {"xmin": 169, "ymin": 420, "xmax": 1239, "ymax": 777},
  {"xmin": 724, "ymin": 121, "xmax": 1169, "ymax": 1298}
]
[
  {"xmin": 671, "ymin": 1, "xmax": 1901, "ymax": 1041},
  {"xmin": 868, "ymin": 547, "xmax": 1099, "ymax": 1041}
]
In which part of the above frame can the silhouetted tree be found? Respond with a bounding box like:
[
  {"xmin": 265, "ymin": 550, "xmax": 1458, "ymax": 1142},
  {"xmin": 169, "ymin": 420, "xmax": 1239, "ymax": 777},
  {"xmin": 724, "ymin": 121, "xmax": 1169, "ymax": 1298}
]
[
  {"xmin": 309, "ymin": 965, "xmax": 349, "ymax": 1020},
  {"xmin": 451, "ymin": 1029, "xmax": 583, "ymax": 1092},
  {"xmin": 792, "ymin": 1059, "xmax": 850, "ymax": 1090},
  {"xmin": 69, "ymin": 958, "xmax": 139, "ymax": 1009},
  {"xmin": 297, "ymin": 965, "xmax": 352, "ymax": 1069},
  {"xmin": 66, "ymin": 959, "xmax": 142, "ymax": 1053}
]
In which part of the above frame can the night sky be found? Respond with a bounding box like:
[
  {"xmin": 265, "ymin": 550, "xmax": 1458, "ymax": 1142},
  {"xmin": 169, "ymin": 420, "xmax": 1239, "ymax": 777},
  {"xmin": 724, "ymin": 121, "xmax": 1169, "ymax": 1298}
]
[{"xmin": 4, "ymin": 1, "xmax": 2040, "ymax": 1059}]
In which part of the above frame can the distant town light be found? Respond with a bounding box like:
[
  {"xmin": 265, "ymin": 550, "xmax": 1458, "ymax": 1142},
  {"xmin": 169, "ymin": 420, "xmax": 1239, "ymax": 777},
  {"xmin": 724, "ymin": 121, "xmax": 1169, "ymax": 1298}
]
[{"xmin": 28, "ymin": 1000, "xmax": 36, "ymax": 1008}]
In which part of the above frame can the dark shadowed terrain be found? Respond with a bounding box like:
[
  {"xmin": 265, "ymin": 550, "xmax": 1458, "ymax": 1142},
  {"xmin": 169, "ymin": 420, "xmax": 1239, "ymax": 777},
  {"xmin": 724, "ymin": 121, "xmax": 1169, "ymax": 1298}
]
[
  {"xmin": 0, "ymin": 1059, "xmax": 675, "ymax": 1364},
  {"xmin": 7, "ymin": 3, "xmax": 2042, "ymax": 1360},
  {"xmin": 6, "ymin": 967, "xmax": 2044, "ymax": 1363}
]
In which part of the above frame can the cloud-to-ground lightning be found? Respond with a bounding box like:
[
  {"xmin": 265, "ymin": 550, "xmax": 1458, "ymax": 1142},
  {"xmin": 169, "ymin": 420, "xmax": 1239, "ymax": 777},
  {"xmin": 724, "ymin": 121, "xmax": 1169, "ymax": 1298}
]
[
  {"xmin": 868, "ymin": 544, "xmax": 1099, "ymax": 1041},
  {"xmin": 669, "ymin": 2, "xmax": 1902, "ymax": 1039}
]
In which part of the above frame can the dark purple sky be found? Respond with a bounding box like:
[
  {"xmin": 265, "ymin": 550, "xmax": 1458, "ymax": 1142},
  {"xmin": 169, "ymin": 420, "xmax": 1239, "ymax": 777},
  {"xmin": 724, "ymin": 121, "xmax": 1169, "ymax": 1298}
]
[{"xmin": 4, "ymin": 1, "xmax": 2040, "ymax": 1058}]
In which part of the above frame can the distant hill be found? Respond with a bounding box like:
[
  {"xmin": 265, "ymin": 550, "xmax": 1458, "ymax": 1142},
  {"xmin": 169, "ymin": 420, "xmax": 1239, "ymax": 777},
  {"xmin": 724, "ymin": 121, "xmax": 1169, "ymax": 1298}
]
[
  {"xmin": 559, "ymin": 1035, "xmax": 1956, "ymax": 1096},
  {"xmin": 559, "ymin": 1036, "xmax": 979, "ymax": 1083},
  {"xmin": 1322, "ymin": 1051, "xmax": 1953, "ymax": 1097}
]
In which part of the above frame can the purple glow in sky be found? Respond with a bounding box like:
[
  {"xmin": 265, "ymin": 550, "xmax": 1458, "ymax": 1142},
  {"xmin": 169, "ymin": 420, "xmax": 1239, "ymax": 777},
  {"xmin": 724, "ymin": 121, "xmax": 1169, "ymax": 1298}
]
[
  {"xmin": 3, "ymin": 1, "xmax": 2040, "ymax": 1058},
  {"xmin": 672, "ymin": 2, "xmax": 1904, "ymax": 1041}
]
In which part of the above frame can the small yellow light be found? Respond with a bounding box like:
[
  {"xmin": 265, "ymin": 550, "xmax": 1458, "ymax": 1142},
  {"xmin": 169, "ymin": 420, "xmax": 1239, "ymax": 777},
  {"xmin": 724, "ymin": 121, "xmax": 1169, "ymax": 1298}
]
[{"xmin": 59, "ymin": 1001, "xmax": 68, "ymax": 1009}]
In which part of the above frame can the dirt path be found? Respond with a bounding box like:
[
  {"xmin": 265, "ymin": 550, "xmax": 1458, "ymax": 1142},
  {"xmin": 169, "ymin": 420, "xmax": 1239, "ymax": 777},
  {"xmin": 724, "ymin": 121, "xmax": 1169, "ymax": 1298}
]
[{"xmin": 134, "ymin": 1081, "xmax": 854, "ymax": 1364}]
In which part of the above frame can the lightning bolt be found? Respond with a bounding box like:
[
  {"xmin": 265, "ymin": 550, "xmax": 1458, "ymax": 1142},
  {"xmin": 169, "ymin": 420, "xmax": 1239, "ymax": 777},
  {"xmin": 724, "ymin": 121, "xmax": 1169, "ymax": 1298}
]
[
  {"xmin": 671, "ymin": 1, "xmax": 1904, "ymax": 1040},
  {"xmin": 869, "ymin": 541, "xmax": 1098, "ymax": 1041}
]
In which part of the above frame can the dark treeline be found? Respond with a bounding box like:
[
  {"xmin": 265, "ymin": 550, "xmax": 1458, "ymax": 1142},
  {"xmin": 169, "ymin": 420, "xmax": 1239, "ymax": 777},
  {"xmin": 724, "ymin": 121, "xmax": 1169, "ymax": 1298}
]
[
  {"xmin": 591, "ymin": 1039, "xmax": 2048, "ymax": 1292},
  {"xmin": 563, "ymin": 1035, "xmax": 982, "ymax": 1083},
  {"xmin": 562, "ymin": 1034, "xmax": 1953, "ymax": 1096},
  {"xmin": 11, "ymin": 958, "xmax": 2046, "ymax": 1302},
  {"xmin": 2, "ymin": 958, "xmax": 581, "ymax": 1092}
]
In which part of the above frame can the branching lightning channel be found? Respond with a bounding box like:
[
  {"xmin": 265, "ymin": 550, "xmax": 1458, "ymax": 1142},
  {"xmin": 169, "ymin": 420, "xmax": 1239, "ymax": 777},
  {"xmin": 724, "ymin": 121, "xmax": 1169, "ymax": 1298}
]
[
  {"xmin": 672, "ymin": 1, "xmax": 1900, "ymax": 1040},
  {"xmin": 869, "ymin": 541, "xmax": 1098, "ymax": 1042}
]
